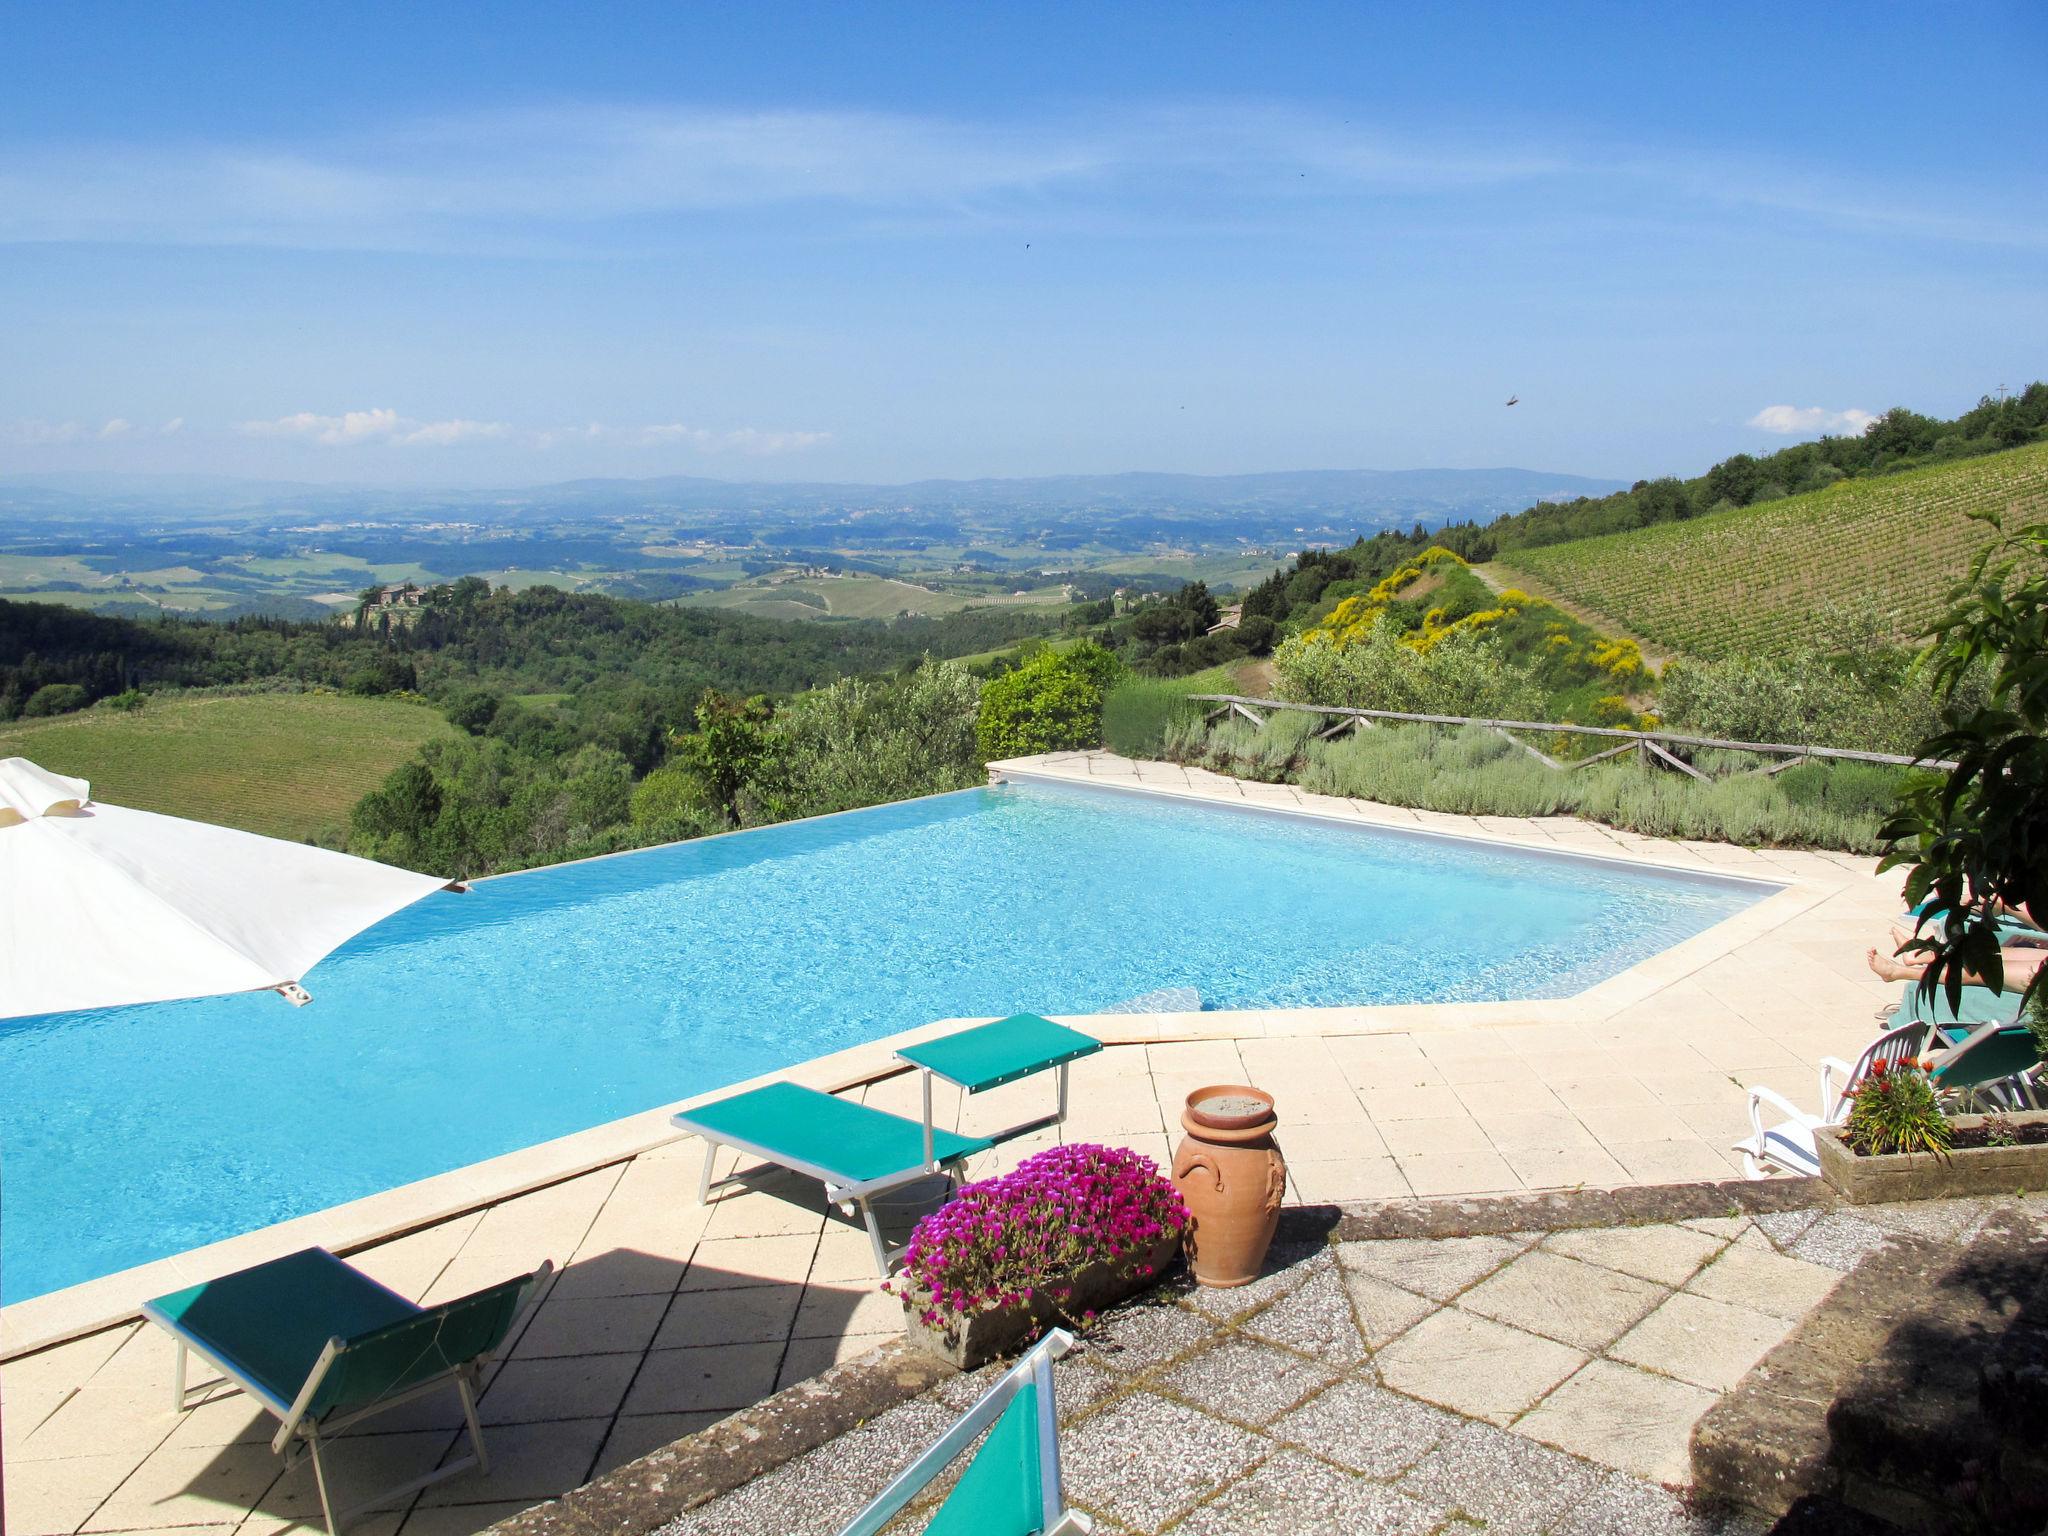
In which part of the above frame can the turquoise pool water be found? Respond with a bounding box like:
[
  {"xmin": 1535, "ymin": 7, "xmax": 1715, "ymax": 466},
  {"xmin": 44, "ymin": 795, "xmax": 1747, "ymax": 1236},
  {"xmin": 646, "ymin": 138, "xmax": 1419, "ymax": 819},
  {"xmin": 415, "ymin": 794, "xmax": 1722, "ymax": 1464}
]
[{"xmin": 0, "ymin": 780, "xmax": 1769, "ymax": 1301}]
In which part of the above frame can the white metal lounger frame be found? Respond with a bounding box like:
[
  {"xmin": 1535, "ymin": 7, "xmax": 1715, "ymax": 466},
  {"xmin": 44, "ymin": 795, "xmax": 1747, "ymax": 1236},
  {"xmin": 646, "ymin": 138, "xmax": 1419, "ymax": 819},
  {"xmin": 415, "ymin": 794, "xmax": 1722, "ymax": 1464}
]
[
  {"xmin": 835, "ymin": 1328, "xmax": 1093, "ymax": 1536},
  {"xmin": 910, "ymin": 1057, "xmax": 1074, "ymax": 1169},
  {"xmin": 148, "ymin": 1261, "xmax": 552, "ymax": 1536},
  {"xmin": 674, "ymin": 1112, "xmax": 971, "ymax": 1276},
  {"xmin": 1737, "ymin": 1022, "xmax": 1929, "ymax": 1178}
]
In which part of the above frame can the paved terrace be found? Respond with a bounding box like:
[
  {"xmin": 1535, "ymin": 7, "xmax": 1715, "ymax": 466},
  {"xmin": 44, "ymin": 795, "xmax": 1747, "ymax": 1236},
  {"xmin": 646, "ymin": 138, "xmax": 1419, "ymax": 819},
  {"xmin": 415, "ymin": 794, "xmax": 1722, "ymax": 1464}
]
[
  {"xmin": 3, "ymin": 752, "xmax": 1905, "ymax": 1534},
  {"xmin": 658, "ymin": 1193, "xmax": 2034, "ymax": 1536}
]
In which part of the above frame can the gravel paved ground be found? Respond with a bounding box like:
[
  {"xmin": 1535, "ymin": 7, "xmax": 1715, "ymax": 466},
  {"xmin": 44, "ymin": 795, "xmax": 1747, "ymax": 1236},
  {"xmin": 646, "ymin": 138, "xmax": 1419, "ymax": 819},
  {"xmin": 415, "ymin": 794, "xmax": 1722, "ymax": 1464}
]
[{"xmin": 655, "ymin": 1201, "xmax": 2017, "ymax": 1535}]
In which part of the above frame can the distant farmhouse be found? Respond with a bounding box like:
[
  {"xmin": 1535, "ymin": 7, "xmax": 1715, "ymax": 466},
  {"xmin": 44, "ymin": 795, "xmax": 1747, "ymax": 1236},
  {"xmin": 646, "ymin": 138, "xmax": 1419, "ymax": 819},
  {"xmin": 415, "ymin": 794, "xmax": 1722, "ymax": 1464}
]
[{"xmin": 351, "ymin": 582, "xmax": 427, "ymax": 629}]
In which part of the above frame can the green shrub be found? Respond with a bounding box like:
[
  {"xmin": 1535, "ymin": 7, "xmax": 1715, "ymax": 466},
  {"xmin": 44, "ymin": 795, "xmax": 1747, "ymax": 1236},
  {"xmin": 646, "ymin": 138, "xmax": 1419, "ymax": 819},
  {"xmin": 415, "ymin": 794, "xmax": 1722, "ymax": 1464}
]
[
  {"xmin": 629, "ymin": 762, "xmax": 718, "ymax": 838},
  {"xmin": 1843, "ymin": 1061, "xmax": 1951, "ymax": 1158},
  {"xmin": 1657, "ymin": 625, "xmax": 1955, "ymax": 755},
  {"xmin": 344, "ymin": 655, "xmax": 418, "ymax": 697},
  {"xmin": 1272, "ymin": 618, "xmax": 1546, "ymax": 722},
  {"xmin": 1171, "ymin": 715, "xmax": 1894, "ymax": 852},
  {"xmin": 443, "ymin": 688, "xmax": 504, "ymax": 735},
  {"xmin": 1102, "ymin": 677, "xmax": 1205, "ymax": 759},
  {"xmin": 748, "ymin": 660, "xmax": 982, "ymax": 821},
  {"xmin": 21, "ymin": 682, "xmax": 88, "ymax": 717},
  {"xmin": 100, "ymin": 688, "xmax": 147, "ymax": 713},
  {"xmin": 975, "ymin": 640, "xmax": 1124, "ymax": 760}
]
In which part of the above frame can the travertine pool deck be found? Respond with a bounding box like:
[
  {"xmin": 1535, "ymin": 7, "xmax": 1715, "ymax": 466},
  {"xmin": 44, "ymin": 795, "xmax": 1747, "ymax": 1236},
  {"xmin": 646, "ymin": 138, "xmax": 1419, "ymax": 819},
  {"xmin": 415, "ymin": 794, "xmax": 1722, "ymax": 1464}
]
[{"xmin": 3, "ymin": 753, "xmax": 1908, "ymax": 1535}]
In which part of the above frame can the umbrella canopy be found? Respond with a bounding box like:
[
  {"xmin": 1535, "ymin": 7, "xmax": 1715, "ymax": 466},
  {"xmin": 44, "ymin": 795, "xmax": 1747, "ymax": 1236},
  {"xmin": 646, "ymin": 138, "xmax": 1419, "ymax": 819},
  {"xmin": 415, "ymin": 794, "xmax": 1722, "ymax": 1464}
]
[{"xmin": 0, "ymin": 757, "xmax": 451, "ymax": 1020}]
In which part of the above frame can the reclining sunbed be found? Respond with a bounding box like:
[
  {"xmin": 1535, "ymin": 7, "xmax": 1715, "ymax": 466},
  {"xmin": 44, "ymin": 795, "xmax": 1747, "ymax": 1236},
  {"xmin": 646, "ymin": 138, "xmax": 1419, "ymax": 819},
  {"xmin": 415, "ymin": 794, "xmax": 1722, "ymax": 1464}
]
[
  {"xmin": 674, "ymin": 1013, "xmax": 1102, "ymax": 1275},
  {"xmin": 143, "ymin": 1247, "xmax": 550, "ymax": 1535}
]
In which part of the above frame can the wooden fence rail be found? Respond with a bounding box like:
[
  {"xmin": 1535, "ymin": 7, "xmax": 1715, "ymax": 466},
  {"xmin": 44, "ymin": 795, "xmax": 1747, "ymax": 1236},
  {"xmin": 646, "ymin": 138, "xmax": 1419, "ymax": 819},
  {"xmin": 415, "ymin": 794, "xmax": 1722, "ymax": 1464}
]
[{"xmin": 1186, "ymin": 695, "xmax": 1955, "ymax": 776}]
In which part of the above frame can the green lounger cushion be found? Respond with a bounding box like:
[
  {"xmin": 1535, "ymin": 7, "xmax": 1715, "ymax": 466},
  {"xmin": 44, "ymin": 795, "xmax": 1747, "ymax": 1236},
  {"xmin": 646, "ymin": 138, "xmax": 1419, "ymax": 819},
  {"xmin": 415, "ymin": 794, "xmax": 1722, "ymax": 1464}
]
[
  {"xmin": 1903, "ymin": 903, "xmax": 2045, "ymax": 944},
  {"xmin": 923, "ymin": 1377, "xmax": 1046, "ymax": 1536},
  {"xmin": 896, "ymin": 1013, "xmax": 1102, "ymax": 1094},
  {"xmin": 1932, "ymin": 1024, "xmax": 2043, "ymax": 1089},
  {"xmin": 146, "ymin": 1248, "xmax": 536, "ymax": 1419},
  {"xmin": 1888, "ymin": 982, "xmax": 2021, "ymax": 1033},
  {"xmin": 307, "ymin": 1274, "xmax": 533, "ymax": 1417},
  {"xmin": 679, "ymin": 1081, "xmax": 993, "ymax": 1185},
  {"xmin": 145, "ymin": 1249, "xmax": 421, "ymax": 1412}
]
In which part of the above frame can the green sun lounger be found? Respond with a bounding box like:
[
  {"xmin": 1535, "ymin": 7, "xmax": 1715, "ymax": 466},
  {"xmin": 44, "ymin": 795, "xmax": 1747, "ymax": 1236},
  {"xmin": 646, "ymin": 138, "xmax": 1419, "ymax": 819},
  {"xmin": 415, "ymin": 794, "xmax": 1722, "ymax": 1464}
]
[
  {"xmin": 1887, "ymin": 980, "xmax": 2023, "ymax": 1033},
  {"xmin": 142, "ymin": 1247, "xmax": 550, "ymax": 1535},
  {"xmin": 1930, "ymin": 1017, "xmax": 2044, "ymax": 1109},
  {"xmin": 672, "ymin": 1081, "xmax": 995, "ymax": 1275},
  {"xmin": 836, "ymin": 1328, "xmax": 1092, "ymax": 1536},
  {"xmin": 896, "ymin": 1013, "xmax": 1103, "ymax": 1162}
]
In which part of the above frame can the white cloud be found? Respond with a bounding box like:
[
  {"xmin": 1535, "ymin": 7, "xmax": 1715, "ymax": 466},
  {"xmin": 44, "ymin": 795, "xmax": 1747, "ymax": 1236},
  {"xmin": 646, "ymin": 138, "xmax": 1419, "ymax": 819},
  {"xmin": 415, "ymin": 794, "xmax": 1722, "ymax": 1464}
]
[
  {"xmin": 3, "ymin": 415, "xmax": 189, "ymax": 445},
  {"xmin": 236, "ymin": 407, "xmax": 509, "ymax": 446},
  {"xmin": 533, "ymin": 421, "xmax": 829, "ymax": 454},
  {"xmin": 393, "ymin": 417, "xmax": 510, "ymax": 446},
  {"xmin": 634, "ymin": 423, "xmax": 832, "ymax": 454},
  {"xmin": 0, "ymin": 103, "xmax": 1573, "ymax": 253},
  {"xmin": 1747, "ymin": 404, "xmax": 1878, "ymax": 437},
  {"xmin": 4, "ymin": 419, "xmax": 87, "ymax": 444},
  {"xmin": 0, "ymin": 99, "xmax": 2034, "ymax": 257}
]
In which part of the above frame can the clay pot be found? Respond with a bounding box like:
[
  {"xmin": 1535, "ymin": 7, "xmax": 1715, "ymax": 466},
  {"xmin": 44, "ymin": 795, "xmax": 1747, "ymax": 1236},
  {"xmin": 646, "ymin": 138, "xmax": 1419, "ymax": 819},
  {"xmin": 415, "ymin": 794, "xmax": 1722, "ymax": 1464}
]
[{"xmin": 1171, "ymin": 1084, "xmax": 1285, "ymax": 1288}]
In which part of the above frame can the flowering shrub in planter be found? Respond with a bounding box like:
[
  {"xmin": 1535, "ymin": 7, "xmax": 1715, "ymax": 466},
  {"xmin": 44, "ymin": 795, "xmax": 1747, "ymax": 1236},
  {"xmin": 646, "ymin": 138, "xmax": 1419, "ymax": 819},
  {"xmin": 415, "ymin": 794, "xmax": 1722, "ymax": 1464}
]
[
  {"xmin": 887, "ymin": 1143, "xmax": 1189, "ymax": 1368},
  {"xmin": 1843, "ymin": 1059, "xmax": 1952, "ymax": 1158}
]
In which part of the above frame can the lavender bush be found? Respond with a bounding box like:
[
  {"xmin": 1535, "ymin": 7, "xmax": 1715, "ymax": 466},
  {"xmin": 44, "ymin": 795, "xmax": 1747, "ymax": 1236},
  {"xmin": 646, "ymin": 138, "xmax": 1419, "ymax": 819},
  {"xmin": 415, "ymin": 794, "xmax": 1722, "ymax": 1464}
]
[{"xmin": 886, "ymin": 1143, "xmax": 1189, "ymax": 1331}]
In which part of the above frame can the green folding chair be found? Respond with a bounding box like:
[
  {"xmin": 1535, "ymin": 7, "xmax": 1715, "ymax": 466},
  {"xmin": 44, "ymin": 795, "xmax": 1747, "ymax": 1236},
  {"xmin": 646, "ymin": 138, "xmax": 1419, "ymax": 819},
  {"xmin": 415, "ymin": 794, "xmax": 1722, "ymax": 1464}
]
[
  {"xmin": 673, "ymin": 1081, "xmax": 994, "ymax": 1275},
  {"xmin": 1929, "ymin": 1018, "xmax": 2045, "ymax": 1111},
  {"xmin": 836, "ymin": 1328, "xmax": 1092, "ymax": 1536},
  {"xmin": 143, "ymin": 1247, "xmax": 551, "ymax": 1535}
]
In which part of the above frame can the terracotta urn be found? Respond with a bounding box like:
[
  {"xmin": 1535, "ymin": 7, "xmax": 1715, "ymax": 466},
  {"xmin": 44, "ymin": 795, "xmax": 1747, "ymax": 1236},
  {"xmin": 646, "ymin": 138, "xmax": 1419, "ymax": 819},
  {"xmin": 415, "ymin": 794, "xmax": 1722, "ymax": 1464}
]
[{"xmin": 1171, "ymin": 1084, "xmax": 1285, "ymax": 1287}]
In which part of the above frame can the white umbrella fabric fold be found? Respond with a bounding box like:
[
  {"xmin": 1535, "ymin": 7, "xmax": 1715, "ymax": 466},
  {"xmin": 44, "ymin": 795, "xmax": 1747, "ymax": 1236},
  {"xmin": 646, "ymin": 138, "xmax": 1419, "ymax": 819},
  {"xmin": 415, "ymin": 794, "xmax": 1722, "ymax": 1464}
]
[{"xmin": 0, "ymin": 757, "xmax": 451, "ymax": 1020}]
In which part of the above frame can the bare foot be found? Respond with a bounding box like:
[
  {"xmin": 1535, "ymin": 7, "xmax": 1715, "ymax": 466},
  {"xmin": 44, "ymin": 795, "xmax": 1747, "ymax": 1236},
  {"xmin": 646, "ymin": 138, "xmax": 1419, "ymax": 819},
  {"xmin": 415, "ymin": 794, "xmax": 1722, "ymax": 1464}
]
[{"xmin": 1868, "ymin": 947, "xmax": 1919, "ymax": 983}]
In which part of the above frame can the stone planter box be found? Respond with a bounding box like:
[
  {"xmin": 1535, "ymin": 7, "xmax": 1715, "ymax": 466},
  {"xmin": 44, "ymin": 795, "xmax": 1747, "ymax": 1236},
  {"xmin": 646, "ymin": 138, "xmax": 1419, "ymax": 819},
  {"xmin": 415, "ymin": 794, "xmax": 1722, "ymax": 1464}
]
[
  {"xmin": 1816, "ymin": 1113, "xmax": 2048, "ymax": 1203},
  {"xmin": 899, "ymin": 1235, "xmax": 1182, "ymax": 1370}
]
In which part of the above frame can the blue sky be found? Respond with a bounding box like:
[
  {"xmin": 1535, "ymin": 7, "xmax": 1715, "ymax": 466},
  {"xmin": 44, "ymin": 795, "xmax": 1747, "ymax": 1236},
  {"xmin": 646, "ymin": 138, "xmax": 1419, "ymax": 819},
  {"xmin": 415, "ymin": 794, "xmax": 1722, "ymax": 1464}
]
[{"xmin": 2, "ymin": 2, "xmax": 2042, "ymax": 486}]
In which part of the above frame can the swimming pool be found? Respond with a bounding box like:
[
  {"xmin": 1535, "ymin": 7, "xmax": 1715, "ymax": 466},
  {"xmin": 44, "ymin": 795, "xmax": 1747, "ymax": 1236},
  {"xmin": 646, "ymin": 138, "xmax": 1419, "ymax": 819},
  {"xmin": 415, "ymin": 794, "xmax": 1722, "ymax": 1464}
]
[{"xmin": 0, "ymin": 780, "xmax": 1771, "ymax": 1300}]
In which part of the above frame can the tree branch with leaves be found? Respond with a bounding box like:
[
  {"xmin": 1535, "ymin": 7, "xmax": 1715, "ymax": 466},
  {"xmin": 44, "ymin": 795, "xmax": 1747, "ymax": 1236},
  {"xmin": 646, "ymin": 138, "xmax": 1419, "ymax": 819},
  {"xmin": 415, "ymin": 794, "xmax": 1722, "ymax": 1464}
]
[{"xmin": 1879, "ymin": 513, "xmax": 2048, "ymax": 1011}]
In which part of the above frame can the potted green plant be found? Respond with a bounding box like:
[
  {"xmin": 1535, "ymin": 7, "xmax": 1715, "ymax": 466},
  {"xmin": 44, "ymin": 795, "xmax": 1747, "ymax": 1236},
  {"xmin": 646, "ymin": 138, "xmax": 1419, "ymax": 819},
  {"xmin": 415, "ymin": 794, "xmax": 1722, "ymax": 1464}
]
[
  {"xmin": 1811, "ymin": 1060, "xmax": 2048, "ymax": 1200},
  {"xmin": 889, "ymin": 1143, "xmax": 1188, "ymax": 1369},
  {"xmin": 1843, "ymin": 1059, "xmax": 1954, "ymax": 1159}
]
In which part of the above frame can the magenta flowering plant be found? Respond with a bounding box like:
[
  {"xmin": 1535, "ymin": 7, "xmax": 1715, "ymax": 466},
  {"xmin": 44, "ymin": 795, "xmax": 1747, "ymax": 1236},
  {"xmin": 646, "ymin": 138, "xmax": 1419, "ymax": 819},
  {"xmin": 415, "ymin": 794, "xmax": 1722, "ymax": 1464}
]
[{"xmin": 884, "ymin": 1143, "xmax": 1189, "ymax": 1332}]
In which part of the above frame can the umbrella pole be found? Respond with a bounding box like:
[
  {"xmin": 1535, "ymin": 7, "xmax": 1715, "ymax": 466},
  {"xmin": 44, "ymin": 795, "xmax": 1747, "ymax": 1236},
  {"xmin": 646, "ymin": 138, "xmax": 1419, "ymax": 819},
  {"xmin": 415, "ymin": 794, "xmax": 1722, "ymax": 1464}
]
[{"xmin": 2, "ymin": 1152, "xmax": 10, "ymax": 1536}]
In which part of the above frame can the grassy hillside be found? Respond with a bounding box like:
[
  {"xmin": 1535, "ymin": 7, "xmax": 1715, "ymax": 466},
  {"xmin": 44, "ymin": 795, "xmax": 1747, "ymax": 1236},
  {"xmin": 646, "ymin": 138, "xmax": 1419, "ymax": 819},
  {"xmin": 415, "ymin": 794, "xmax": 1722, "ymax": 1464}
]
[
  {"xmin": 0, "ymin": 692, "xmax": 452, "ymax": 841},
  {"xmin": 1496, "ymin": 441, "xmax": 2048, "ymax": 658}
]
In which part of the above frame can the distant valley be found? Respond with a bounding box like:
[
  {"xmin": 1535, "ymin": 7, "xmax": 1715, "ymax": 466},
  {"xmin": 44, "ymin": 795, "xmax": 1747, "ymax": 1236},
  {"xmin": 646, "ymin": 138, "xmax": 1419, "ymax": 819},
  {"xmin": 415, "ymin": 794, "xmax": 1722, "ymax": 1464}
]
[{"xmin": 0, "ymin": 465, "xmax": 1624, "ymax": 621}]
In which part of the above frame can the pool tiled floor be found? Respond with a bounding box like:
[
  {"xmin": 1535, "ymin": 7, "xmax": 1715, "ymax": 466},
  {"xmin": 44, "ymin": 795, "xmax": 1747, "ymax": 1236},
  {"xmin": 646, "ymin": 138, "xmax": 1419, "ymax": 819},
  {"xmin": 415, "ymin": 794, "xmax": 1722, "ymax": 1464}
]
[{"xmin": 2, "ymin": 757, "xmax": 1911, "ymax": 1534}]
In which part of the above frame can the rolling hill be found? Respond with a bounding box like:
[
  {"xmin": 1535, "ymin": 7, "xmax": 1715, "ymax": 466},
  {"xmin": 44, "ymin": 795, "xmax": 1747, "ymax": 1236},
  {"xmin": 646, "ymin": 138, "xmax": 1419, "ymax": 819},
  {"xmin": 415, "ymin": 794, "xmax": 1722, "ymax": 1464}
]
[{"xmin": 1495, "ymin": 441, "xmax": 2048, "ymax": 658}]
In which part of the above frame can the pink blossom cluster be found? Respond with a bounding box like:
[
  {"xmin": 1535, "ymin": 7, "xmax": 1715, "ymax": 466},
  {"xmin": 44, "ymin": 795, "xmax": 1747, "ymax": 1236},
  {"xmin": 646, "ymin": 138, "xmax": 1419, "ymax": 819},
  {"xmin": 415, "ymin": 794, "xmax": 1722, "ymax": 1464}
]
[{"xmin": 884, "ymin": 1143, "xmax": 1189, "ymax": 1328}]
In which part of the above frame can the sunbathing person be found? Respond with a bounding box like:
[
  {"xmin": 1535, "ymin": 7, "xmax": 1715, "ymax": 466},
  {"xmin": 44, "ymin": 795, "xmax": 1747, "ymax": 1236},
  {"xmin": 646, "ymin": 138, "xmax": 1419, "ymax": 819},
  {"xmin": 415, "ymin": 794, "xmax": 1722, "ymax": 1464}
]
[
  {"xmin": 1868, "ymin": 944, "xmax": 2048, "ymax": 988},
  {"xmin": 1889, "ymin": 918, "xmax": 2048, "ymax": 955}
]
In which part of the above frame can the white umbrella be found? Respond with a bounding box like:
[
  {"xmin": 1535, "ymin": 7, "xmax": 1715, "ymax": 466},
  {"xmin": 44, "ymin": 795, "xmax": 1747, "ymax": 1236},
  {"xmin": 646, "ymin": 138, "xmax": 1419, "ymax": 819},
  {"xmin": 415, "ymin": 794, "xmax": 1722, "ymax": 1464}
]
[
  {"xmin": 0, "ymin": 757, "xmax": 452, "ymax": 1019},
  {"xmin": 0, "ymin": 756, "xmax": 455, "ymax": 1530}
]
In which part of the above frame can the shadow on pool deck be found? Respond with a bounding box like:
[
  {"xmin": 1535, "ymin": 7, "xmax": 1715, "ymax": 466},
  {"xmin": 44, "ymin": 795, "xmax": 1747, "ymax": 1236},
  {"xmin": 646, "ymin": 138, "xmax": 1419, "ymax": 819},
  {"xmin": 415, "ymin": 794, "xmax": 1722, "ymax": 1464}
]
[{"xmin": 5, "ymin": 1180, "xmax": 910, "ymax": 1536}]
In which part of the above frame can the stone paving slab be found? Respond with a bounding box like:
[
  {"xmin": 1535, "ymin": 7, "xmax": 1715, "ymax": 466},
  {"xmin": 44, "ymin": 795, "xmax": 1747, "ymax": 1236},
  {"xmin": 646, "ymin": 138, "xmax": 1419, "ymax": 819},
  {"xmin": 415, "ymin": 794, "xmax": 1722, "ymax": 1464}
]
[{"xmin": 638, "ymin": 1189, "xmax": 2027, "ymax": 1536}]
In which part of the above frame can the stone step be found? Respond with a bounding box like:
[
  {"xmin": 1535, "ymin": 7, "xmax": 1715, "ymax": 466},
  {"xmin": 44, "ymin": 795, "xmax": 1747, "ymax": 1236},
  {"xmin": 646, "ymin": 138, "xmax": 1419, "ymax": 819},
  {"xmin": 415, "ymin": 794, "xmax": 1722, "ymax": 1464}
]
[{"xmin": 1693, "ymin": 1209, "xmax": 2048, "ymax": 1535}]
